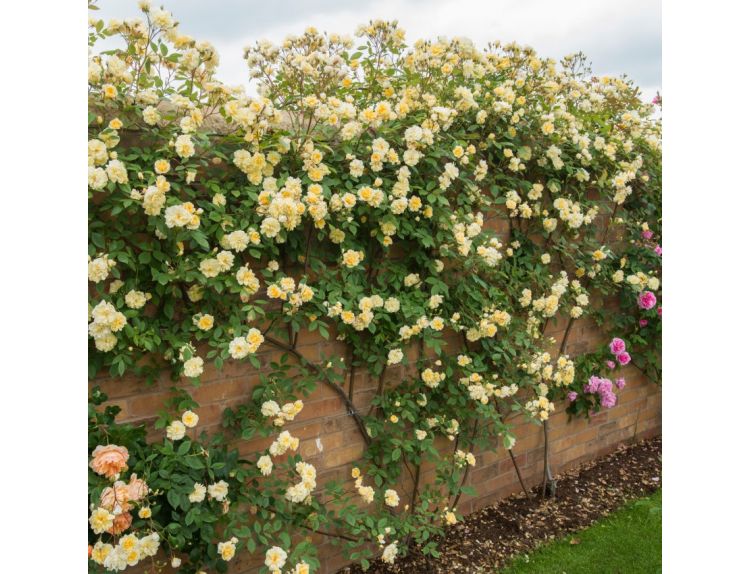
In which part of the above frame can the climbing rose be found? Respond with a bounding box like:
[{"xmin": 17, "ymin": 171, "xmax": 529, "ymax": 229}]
[
  {"xmin": 597, "ymin": 378, "xmax": 613, "ymax": 393},
  {"xmin": 90, "ymin": 444, "xmax": 129, "ymax": 478},
  {"xmin": 616, "ymin": 352, "xmax": 631, "ymax": 366},
  {"xmin": 637, "ymin": 291, "xmax": 657, "ymax": 310},
  {"xmin": 600, "ymin": 390, "xmax": 617, "ymax": 408},
  {"xmin": 584, "ymin": 376, "xmax": 618, "ymax": 408},
  {"xmin": 609, "ymin": 338, "xmax": 626, "ymax": 355},
  {"xmin": 109, "ymin": 511, "xmax": 133, "ymax": 535},
  {"xmin": 584, "ymin": 376, "xmax": 601, "ymax": 393}
]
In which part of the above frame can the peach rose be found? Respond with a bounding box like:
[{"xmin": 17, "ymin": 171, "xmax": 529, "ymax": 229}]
[
  {"xmin": 108, "ymin": 511, "xmax": 133, "ymax": 535},
  {"xmin": 100, "ymin": 484, "xmax": 132, "ymax": 514},
  {"xmin": 90, "ymin": 444, "xmax": 129, "ymax": 479},
  {"xmin": 126, "ymin": 474, "xmax": 148, "ymax": 502}
]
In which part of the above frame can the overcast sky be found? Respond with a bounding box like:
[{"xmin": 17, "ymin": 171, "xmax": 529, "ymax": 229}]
[{"xmin": 95, "ymin": 0, "xmax": 661, "ymax": 99}]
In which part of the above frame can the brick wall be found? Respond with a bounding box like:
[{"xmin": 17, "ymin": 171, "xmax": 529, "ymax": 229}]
[{"xmin": 92, "ymin": 307, "xmax": 661, "ymax": 573}]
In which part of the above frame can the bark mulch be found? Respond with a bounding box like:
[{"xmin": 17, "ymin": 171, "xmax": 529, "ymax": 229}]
[{"xmin": 340, "ymin": 435, "xmax": 662, "ymax": 574}]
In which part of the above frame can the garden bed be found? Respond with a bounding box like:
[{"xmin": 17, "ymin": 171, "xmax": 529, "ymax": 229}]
[{"xmin": 341, "ymin": 435, "xmax": 662, "ymax": 573}]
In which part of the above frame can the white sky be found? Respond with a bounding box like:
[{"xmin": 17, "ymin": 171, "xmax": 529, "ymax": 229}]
[{"xmin": 94, "ymin": 0, "xmax": 661, "ymax": 99}]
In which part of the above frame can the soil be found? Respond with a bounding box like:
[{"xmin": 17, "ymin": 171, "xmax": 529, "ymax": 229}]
[{"xmin": 339, "ymin": 435, "xmax": 662, "ymax": 574}]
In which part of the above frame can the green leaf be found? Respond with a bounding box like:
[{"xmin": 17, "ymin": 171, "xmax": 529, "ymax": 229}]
[
  {"xmin": 166, "ymin": 489, "xmax": 181, "ymax": 509},
  {"xmin": 192, "ymin": 231, "xmax": 210, "ymax": 250}
]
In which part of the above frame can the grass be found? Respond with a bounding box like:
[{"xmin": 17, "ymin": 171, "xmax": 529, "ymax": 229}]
[{"xmin": 501, "ymin": 490, "xmax": 662, "ymax": 574}]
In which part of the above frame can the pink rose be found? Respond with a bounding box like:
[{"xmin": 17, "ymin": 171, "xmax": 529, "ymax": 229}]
[
  {"xmin": 609, "ymin": 337, "xmax": 626, "ymax": 355},
  {"xmin": 598, "ymin": 378, "xmax": 613, "ymax": 393},
  {"xmin": 90, "ymin": 444, "xmax": 129, "ymax": 479},
  {"xmin": 567, "ymin": 391, "xmax": 578, "ymax": 402},
  {"xmin": 637, "ymin": 291, "xmax": 657, "ymax": 310},
  {"xmin": 654, "ymin": 245, "xmax": 662, "ymax": 256},
  {"xmin": 615, "ymin": 377, "xmax": 626, "ymax": 389},
  {"xmin": 639, "ymin": 319, "xmax": 649, "ymax": 328},
  {"xmin": 616, "ymin": 352, "xmax": 631, "ymax": 365},
  {"xmin": 584, "ymin": 376, "xmax": 601, "ymax": 393},
  {"xmin": 600, "ymin": 390, "xmax": 617, "ymax": 408},
  {"xmin": 642, "ymin": 230, "xmax": 653, "ymax": 240},
  {"xmin": 606, "ymin": 360, "xmax": 616, "ymax": 370}
]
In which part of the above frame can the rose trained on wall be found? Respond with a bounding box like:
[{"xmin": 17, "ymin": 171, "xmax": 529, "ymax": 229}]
[{"xmin": 88, "ymin": 1, "xmax": 661, "ymax": 571}]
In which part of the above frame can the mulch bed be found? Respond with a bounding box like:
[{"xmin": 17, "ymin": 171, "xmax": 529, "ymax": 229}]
[{"xmin": 340, "ymin": 435, "xmax": 662, "ymax": 573}]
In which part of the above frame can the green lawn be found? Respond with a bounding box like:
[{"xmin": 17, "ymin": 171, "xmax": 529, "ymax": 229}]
[{"xmin": 501, "ymin": 490, "xmax": 662, "ymax": 574}]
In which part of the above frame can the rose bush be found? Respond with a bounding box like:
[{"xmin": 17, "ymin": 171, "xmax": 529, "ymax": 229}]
[{"xmin": 88, "ymin": 1, "xmax": 661, "ymax": 572}]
